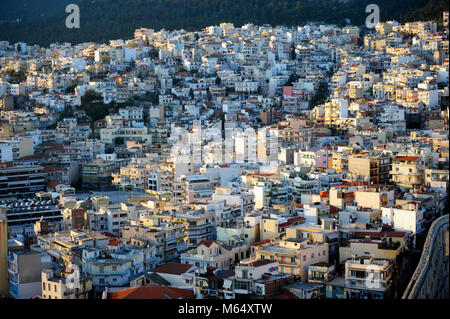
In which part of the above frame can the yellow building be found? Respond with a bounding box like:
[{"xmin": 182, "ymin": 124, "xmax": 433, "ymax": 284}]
[
  {"xmin": 390, "ymin": 156, "xmax": 424, "ymax": 190},
  {"xmin": 331, "ymin": 152, "xmax": 348, "ymax": 173},
  {"xmin": 348, "ymin": 152, "xmax": 391, "ymax": 184},
  {"xmin": 339, "ymin": 238, "xmax": 402, "ymax": 264},
  {"xmin": 255, "ymin": 238, "xmax": 329, "ymax": 281},
  {"xmin": 0, "ymin": 207, "xmax": 8, "ymax": 296},
  {"xmin": 41, "ymin": 267, "xmax": 92, "ymax": 299}
]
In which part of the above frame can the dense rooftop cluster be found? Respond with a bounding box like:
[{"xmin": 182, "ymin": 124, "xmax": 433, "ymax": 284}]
[{"xmin": 0, "ymin": 16, "xmax": 448, "ymax": 300}]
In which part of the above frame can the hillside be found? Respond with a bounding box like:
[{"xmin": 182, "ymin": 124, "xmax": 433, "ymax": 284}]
[{"xmin": 0, "ymin": 0, "xmax": 448, "ymax": 46}]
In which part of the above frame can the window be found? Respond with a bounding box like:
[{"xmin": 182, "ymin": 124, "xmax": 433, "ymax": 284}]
[
  {"xmin": 99, "ymin": 266, "xmax": 104, "ymax": 273},
  {"xmin": 303, "ymin": 255, "xmax": 307, "ymax": 262},
  {"xmin": 311, "ymin": 253, "xmax": 314, "ymax": 259},
  {"xmin": 112, "ymin": 266, "xmax": 117, "ymax": 271}
]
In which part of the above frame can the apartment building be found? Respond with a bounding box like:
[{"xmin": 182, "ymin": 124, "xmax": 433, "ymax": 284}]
[
  {"xmin": 100, "ymin": 126, "xmax": 152, "ymax": 144},
  {"xmin": 348, "ymin": 153, "xmax": 391, "ymax": 184},
  {"xmin": 381, "ymin": 201, "xmax": 425, "ymax": 244},
  {"xmin": 158, "ymin": 210, "xmax": 215, "ymax": 249},
  {"xmin": 0, "ymin": 207, "xmax": 8, "ymax": 296},
  {"xmin": 0, "ymin": 162, "xmax": 46, "ymax": 199},
  {"xmin": 424, "ymin": 169, "xmax": 448, "ymax": 191},
  {"xmin": 41, "ymin": 267, "xmax": 93, "ymax": 299},
  {"xmin": 82, "ymin": 243, "xmax": 155, "ymax": 290},
  {"xmin": 82, "ymin": 158, "xmax": 117, "ymax": 190},
  {"xmin": 252, "ymin": 179, "xmax": 289, "ymax": 209},
  {"xmin": 123, "ymin": 216, "xmax": 188, "ymax": 263},
  {"xmin": 180, "ymin": 240, "xmax": 249, "ymax": 270},
  {"xmin": 183, "ymin": 175, "xmax": 214, "ymax": 204},
  {"xmin": 254, "ymin": 238, "xmax": 329, "ymax": 281},
  {"xmin": 390, "ymin": 156, "xmax": 425, "ymax": 190},
  {"xmin": 226, "ymin": 258, "xmax": 280, "ymax": 296},
  {"xmin": 344, "ymin": 257, "xmax": 394, "ymax": 299},
  {"xmin": 8, "ymin": 250, "xmax": 52, "ymax": 299},
  {"xmin": 339, "ymin": 237, "xmax": 403, "ymax": 264},
  {"xmin": 216, "ymin": 219, "xmax": 259, "ymax": 245}
]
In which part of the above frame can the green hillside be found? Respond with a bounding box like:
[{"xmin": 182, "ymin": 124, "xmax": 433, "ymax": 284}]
[{"xmin": 0, "ymin": 0, "xmax": 447, "ymax": 46}]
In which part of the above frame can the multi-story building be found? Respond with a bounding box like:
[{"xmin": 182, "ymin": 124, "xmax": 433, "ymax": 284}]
[
  {"xmin": 0, "ymin": 207, "xmax": 8, "ymax": 296},
  {"xmin": 381, "ymin": 202, "xmax": 425, "ymax": 246},
  {"xmin": 339, "ymin": 236, "xmax": 403, "ymax": 264},
  {"xmin": 180, "ymin": 240, "xmax": 249, "ymax": 270},
  {"xmin": 390, "ymin": 156, "xmax": 425, "ymax": 190},
  {"xmin": 8, "ymin": 250, "xmax": 52, "ymax": 299},
  {"xmin": 0, "ymin": 162, "xmax": 46, "ymax": 199},
  {"xmin": 100, "ymin": 126, "xmax": 152, "ymax": 144},
  {"xmin": 183, "ymin": 175, "xmax": 214, "ymax": 204},
  {"xmin": 254, "ymin": 238, "xmax": 329, "ymax": 281},
  {"xmin": 225, "ymin": 258, "xmax": 282, "ymax": 297},
  {"xmin": 81, "ymin": 243, "xmax": 156, "ymax": 290},
  {"xmin": 123, "ymin": 216, "xmax": 188, "ymax": 263},
  {"xmin": 344, "ymin": 257, "xmax": 394, "ymax": 299},
  {"xmin": 348, "ymin": 153, "xmax": 391, "ymax": 184},
  {"xmin": 424, "ymin": 169, "xmax": 448, "ymax": 191},
  {"xmin": 41, "ymin": 267, "xmax": 93, "ymax": 299},
  {"xmin": 82, "ymin": 158, "xmax": 117, "ymax": 189},
  {"xmin": 159, "ymin": 210, "xmax": 215, "ymax": 249},
  {"xmin": 252, "ymin": 179, "xmax": 289, "ymax": 209}
]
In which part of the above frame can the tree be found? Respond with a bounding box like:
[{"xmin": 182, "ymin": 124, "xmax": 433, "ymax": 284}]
[
  {"xmin": 290, "ymin": 42, "xmax": 296, "ymax": 60},
  {"xmin": 100, "ymin": 55, "xmax": 111, "ymax": 64},
  {"xmin": 114, "ymin": 137, "xmax": 125, "ymax": 145},
  {"xmin": 82, "ymin": 89, "xmax": 102, "ymax": 103},
  {"xmin": 207, "ymin": 89, "xmax": 213, "ymax": 101},
  {"xmin": 189, "ymin": 88, "xmax": 194, "ymax": 100},
  {"xmin": 286, "ymin": 74, "xmax": 298, "ymax": 86}
]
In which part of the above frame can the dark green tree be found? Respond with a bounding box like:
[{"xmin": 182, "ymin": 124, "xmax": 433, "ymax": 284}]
[{"xmin": 114, "ymin": 137, "xmax": 125, "ymax": 145}]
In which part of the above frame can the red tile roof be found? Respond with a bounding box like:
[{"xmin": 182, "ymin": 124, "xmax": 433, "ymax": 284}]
[
  {"xmin": 251, "ymin": 239, "xmax": 271, "ymax": 247},
  {"xmin": 47, "ymin": 180, "xmax": 61, "ymax": 190},
  {"xmin": 108, "ymin": 239, "xmax": 122, "ymax": 246},
  {"xmin": 152, "ymin": 262, "xmax": 194, "ymax": 275},
  {"xmin": 198, "ymin": 240, "xmax": 218, "ymax": 248},
  {"xmin": 394, "ymin": 156, "xmax": 419, "ymax": 162},
  {"xmin": 108, "ymin": 286, "xmax": 195, "ymax": 299},
  {"xmin": 273, "ymin": 292, "xmax": 298, "ymax": 299}
]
